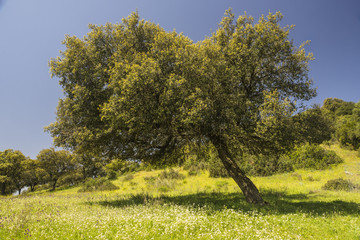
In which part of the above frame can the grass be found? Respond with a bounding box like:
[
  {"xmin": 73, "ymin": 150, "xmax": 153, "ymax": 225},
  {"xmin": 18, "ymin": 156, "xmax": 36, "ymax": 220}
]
[{"xmin": 0, "ymin": 145, "xmax": 359, "ymax": 239}]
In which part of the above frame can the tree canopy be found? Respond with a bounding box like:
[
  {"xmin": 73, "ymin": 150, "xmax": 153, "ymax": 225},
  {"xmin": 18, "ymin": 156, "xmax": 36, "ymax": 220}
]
[
  {"xmin": 0, "ymin": 149, "xmax": 27, "ymax": 195},
  {"xmin": 37, "ymin": 148, "xmax": 75, "ymax": 191},
  {"xmin": 47, "ymin": 10, "xmax": 316, "ymax": 204}
]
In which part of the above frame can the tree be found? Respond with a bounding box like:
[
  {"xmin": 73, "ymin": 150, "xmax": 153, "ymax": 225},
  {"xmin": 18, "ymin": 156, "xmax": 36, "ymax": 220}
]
[
  {"xmin": 335, "ymin": 101, "xmax": 360, "ymax": 150},
  {"xmin": 47, "ymin": 10, "xmax": 315, "ymax": 204},
  {"xmin": 74, "ymin": 153, "xmax": 106, "ymax": 180},
  {"xmin": 293, "ymin": 105, "xmax": 333, "ymax": 145},
  {"xmin": 0, "ymin": 149, "xmax": 27, "ymax": 195},
  {"xmin": 322, "ymin": 98, "xmax": 355, "ymax": 118},
  {"xmin": 21, "ymin": 159, "xmax": 47, "ymax": 192},
  {"xmin": 37, "ymin": 148, "xmax": 75, "ymax": 191}
]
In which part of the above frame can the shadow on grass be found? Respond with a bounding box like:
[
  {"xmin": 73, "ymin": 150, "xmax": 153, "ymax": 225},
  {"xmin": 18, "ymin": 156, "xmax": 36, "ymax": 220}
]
[{"xmin": 93, "ymin": 191, "xmax": 360, "ymax": 216}]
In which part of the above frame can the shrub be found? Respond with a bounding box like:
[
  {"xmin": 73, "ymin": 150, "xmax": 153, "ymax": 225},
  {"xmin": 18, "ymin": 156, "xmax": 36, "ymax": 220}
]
[
  {"xmin": 242, "ymin": 154, "xmax": 294, "ymax": 177},
  {"xmin": 123, "ymin": 174, "xmax": 134, "ymax": 181},
  {"xmin": 187, "ymin": 166, "xmax": 200, "ymax": 176},
  {"xmin": 159, "ymin": 169, "xmax": 185, "ymax": 180},
  {"xmin": 106, "ymin": 170, "xmax": 118, "ymax": 180},
  {"xmin": 78, "ymin": 177, "xmax": 119, "ymax": 192},
  {"xmin": 183, "ymin": 158, "xmax": 209, "ymax": 170},
  {"xmin": 105, "ymin": 159, "xmax": 142, "ymax": 176},
  {"xmin": 209, "ymin": 154, "xmax": 294, "ymax": 178},
  {"xmin": 322, "ymin": 178, "xmax": 358, "ymax": 191},
  {"xmin": 143, "ymin": 176, "xmax": 157, "ymax": 182},
  {"xmin": 289, "ymin": 143, "xmax": 343, "ymax": 170}
]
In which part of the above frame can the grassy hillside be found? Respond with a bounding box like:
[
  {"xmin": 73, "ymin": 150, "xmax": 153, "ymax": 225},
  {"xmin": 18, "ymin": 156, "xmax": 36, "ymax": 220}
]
[{"xmin": 0, "ymin": 145, "xmax": 359, "ymax": 239}]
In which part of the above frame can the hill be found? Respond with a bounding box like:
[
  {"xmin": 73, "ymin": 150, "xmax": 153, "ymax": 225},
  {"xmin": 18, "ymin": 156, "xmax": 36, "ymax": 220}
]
[{"xmin": 0, "ymin": 144, "xmax": 359, "ymax": 239}]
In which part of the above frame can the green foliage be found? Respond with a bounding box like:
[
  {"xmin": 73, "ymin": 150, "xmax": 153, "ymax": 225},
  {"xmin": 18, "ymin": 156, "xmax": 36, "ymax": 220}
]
[
  {"xmin": 208, "ymin": 158, "xmax": 230, "ymax": 178},
  {"xmin": 321, "ymin": 98, "xmax": 360, "ymax": 150},
  {"xmin": 182, "ymin": 144, "xmax": 212, "ymax": 176},
  {"xmin": 209, "ymin": 154, "xmax": 294, "ymax": 178},
  {"xmin": 48, "ymin": 9, "xmax": 315, "ymax": 161},
  {"xmin": 37, "ymin": 148, "xmax": 76, "ymax": 190},
  {"xmin": 293, "ymin": 105, "xmax": 333, "ymax": 145},
  {"xmin": 0, "ymin": 149, "xmax": 27, "ymax": 195},
  {"xmin": 105, "ymin": 159, "xmax": 141, "ymax": 175},
  {"xmin": 74, "ymin": 153, "xmax": 106, "ymax": 180},
  {"xmin": 106, "ymin": 170, "xmax": 118, "ymax": 180},
  {"xmin": 143, "ymin": 176, "xmax": 157, "ymax": 182},
  {"xmin": 335, "ymin": 107, "xmax": 360, "ymax": 150},
  {"xmin": 241, "ymin": 154, "xmax": 294, "ymax": 177},
  {"xmin": 322, "ymin": 98, "xmax": 355, "ymax": 117},
  {"xmin": 47, "ymin": 10, "xmax": 317, "ymax": 204},
  {"xmin": 288, "ymin": 143, "xmax": 343, "ymax": 170},
  {"xmin": 159, "ymin": 169, "xmax": 185, "ymax": 180},
  {"xmin": 322, "ymin": 178, "xmax": 358, "ymax": 191},
  {"xmin": 21, "ymin": 159, "xmax": 47, "ymax": 192},
  {"xmin": 78, "ymin": 177, "xmax": 119, "ymax": 192}
]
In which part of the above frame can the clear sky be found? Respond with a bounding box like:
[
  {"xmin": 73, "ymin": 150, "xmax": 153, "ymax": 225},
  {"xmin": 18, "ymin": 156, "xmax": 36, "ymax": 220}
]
[{"xmin": 0, "ymin": 0, "xmax": 359, "ymax": 159}]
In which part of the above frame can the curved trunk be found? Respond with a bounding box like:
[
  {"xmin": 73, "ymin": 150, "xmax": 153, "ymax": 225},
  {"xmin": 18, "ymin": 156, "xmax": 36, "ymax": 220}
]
[{"xmin": 211, "ymin": 136, "xmax": 267, "ymax": 205}]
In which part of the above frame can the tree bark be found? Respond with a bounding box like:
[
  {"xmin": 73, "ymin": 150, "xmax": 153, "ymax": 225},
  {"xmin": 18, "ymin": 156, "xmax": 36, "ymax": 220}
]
[
  {"xmin": 211, "ymin": 136, "xmax": 267, "ymax": 205},
  {"xmin": 52, "ymin": 179, "xmax": 57, "ymax": 191},
  {"xmin": 1, "ymin": 183, "xmax": 6, "ymax": 195}
]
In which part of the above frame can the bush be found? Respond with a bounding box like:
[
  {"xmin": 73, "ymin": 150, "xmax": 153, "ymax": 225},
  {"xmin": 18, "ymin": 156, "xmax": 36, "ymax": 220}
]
[
  {"xmin": 143, "ymin": 176, "xmax": 157, "ymax": 182},
  {"xmin": 322, "ymin": 178, "xmax": 358, "ymax": 191},
  {"xmin": 209, "ymin": 154, "xmax": 294, "ymax": 178},
  {"xmin": 78, "ymin": 177, "xmax": 119, "ymax": 192},
  {"xmin": 106, "ymin": 170, "xmax": 118, "ymax": 180},
  {"xmin": 159, "ymin": 169, "xmax": 185, "ymax": 180},
  {"xmin": 242, "ymin": 154, "xmax": 294, "ymax": 177},
  {"xmin": 187, "ymin": 166, "xmax": 200, "ymax": 176},
  {"xmin": 105, "ymin": 159, "xmax": 142, "ymax": 176},
  {"xmin": 289, "ymin": 143, "xmax": 343, "ymax": 170},
  {"xmin": 122, "ymin": 174, "xmax": 134, "ymax": 181}
]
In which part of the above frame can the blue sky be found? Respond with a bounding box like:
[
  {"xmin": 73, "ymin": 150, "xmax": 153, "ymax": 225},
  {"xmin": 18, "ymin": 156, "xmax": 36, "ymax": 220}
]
[{"xmin": 0, "ymin": 0, "xmax": 359, "ymax": 159}]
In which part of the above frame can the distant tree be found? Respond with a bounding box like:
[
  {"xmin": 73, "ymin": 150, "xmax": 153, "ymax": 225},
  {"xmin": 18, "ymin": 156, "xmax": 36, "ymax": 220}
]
[
  {"xmin": 335, "ymin": 101, "xmax": 360, "ymax": 150},
  {"xmin": 21, "ymin": 159, "xmax": 47, "ymax": 192},
  {"xmin": 0, "ymin": 149, "xmax": 27, "ymax": 195},
  {"xmin": 74, "ymin": 153, "xmax": 106, "ymax": 180},
  {"xmin": 47, "ymin": 10, "xmax": 315, "ymax": 204},
  {"xmin": 293, "ymin": 105, "xmax": 333, "ymax": 145},
  {"xmin": 37, "ymin": 148, "xmax": 75, "ymax": 191},
  {"xmin": 322, "ymin": 98, "xmax": 355, "ymax": 118}
]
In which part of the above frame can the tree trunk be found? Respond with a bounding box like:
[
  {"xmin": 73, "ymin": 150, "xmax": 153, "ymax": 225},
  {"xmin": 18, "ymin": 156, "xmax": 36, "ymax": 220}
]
[
  {"xmin": 1, "ymin": 183, "xmax": 6, "ymax": 195},
  {"xmin": 52, "ymin": 180, "xmax": 57, "ymax": 191},
  {"xmin": 211, "ymin": 136, "xmax": 267, "ymax": 205}
]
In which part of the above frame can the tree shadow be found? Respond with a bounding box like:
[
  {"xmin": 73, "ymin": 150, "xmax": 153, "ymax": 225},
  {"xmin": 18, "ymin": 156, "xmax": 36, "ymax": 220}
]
[{"xmin": 93, "ymin": 190, "xmax": 360, "ymax": 216}]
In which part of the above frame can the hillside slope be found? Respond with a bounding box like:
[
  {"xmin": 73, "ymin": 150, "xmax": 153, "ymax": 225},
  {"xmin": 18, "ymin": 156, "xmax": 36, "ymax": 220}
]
[{"xmin": 0, "ymin": 145, "xmax": 359, "ymax": 239}]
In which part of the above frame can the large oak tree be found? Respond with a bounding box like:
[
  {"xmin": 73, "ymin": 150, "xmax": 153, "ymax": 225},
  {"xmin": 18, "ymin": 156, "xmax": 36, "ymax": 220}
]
[{"xmin": 47, "ymin": 10, "xmax": 315, "ymax": 204}]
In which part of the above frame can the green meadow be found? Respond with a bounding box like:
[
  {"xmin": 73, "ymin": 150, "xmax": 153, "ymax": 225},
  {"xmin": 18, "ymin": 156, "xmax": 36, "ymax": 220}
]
[{"xmin": 1, "ymin": 144, "xmax": 359, "ymax": 239}]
